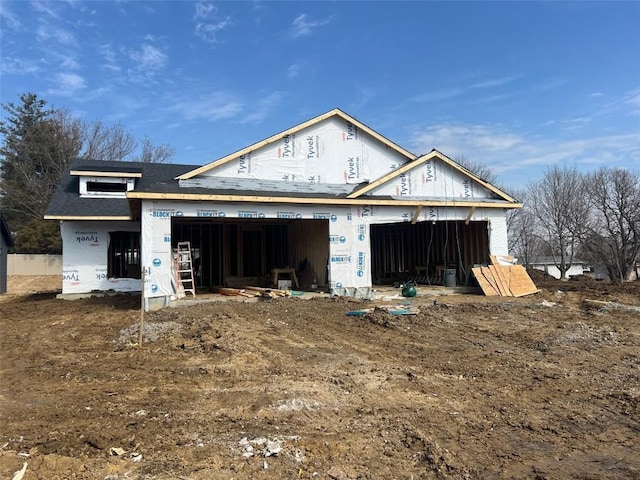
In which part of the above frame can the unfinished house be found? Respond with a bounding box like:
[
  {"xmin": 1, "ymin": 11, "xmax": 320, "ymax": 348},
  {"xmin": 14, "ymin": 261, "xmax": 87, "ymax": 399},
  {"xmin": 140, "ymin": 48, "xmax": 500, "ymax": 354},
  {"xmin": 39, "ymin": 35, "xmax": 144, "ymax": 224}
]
[{"xmin": 45, "ymin": 109, "xmax": 522, "ymax": 309}]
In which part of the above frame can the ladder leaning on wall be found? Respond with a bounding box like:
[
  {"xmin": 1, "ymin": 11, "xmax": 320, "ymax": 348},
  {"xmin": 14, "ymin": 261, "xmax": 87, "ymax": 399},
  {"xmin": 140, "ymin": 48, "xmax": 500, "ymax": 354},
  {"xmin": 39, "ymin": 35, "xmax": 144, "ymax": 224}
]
[{"xmin": 175, "ymin": 241, "xmax": 196, "ymax": 297}]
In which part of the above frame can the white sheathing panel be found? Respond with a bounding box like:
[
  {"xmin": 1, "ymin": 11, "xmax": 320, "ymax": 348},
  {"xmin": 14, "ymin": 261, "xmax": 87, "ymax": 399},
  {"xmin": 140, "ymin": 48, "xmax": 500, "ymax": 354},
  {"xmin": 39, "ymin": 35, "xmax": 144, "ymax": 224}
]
[
  {"xmin": 140, "ymin": 201, "xmax": 508, "ymax": 300},
  {"xmin": 368, "ymin": 157, "xmax": 494, "ymax": 199},
  {"xmin": 60, "ymin": 221, "xmax": 140, "ymax": 294},
  {"xmin": 196, "ymin": 116, "xmax": 407, "ymax": 185}
]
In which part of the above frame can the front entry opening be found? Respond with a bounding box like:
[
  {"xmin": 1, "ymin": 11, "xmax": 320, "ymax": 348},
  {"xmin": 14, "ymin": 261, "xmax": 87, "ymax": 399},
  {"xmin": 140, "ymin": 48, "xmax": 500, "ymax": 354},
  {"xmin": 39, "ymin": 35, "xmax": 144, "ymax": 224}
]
[{"xmin": 370, "ymin": 220, "xmax": 489, "ymax": 286}]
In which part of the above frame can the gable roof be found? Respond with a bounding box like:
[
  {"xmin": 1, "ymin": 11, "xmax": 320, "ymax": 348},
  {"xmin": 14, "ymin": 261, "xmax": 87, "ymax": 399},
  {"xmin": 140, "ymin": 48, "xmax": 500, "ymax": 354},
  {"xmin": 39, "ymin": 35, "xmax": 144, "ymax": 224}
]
[
  {"xmin": 176, "ymin": 108, "xmax": 417, "ymax": 180},
  {"xmin": 347, "ymin": 149, "xmax": 518, "ymax": 203},
  {"xmin": 44, "ymin": 158, "xmax": 199, "ymax": 220},
  {"xmin": 1, "ymin": 213, "xmax": 14, "ymax": 247}
]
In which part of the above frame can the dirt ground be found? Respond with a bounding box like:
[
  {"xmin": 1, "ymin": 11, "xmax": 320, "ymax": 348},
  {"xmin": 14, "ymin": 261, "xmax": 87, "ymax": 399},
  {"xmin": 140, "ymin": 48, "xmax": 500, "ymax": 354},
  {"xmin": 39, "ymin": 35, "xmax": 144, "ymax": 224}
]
[{"xmin": 1, "ymin": 274, "xmax": 639, "ymax": 479}]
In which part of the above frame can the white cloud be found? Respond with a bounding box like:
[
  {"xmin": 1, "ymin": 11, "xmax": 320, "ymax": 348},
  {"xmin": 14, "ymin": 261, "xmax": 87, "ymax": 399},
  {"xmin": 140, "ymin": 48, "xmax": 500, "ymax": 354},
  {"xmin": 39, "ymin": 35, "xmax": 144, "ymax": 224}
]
[
  {"xmin": 0, "ymin": 4, "xmax": 22, "ymax": 30},
  {"xmin": 36, "ymin": 25, "xmax": 76, "ymax": 46},
  {"xmin": 470, "ymin": 75, "xmax": 521, "ymax": 89},
  {"xmin": 624, "ymin": 87, "xmax": 640, "ymax": 116},
  {"xmin": 48, "ymin": 72, "xmax": 86, "ymax": 96},
  {"xmin": 409, "ymin": 122, "xmax": 640, "ymax": 189},
  {"xmin": 290, "ymin": 13, "xmax": 331, "ymax": 38},
  {"xmin": 590, "ymin": 92, "xmax": 604, "ymax": 98},
  {"xmin": 167, "ymin": 92, "xmax": 243, "ymax": 122},
  {"xmin": 130, "ymin": 44, "xmax": 168, "ymax": 71},
  {"xmin": 287, "ymin": 63, "xmax": 301, "ymax": 79},
  {"xmin": 240, "ymin": 92, "xmax": 285, "ymax": 124},
  {"xmin": 194, "ymin": 2, "xmax": 231, "ymax": 43},
  {"xmin": 1, "ymin": 57, "xmax": 40, "ymax": 75}
]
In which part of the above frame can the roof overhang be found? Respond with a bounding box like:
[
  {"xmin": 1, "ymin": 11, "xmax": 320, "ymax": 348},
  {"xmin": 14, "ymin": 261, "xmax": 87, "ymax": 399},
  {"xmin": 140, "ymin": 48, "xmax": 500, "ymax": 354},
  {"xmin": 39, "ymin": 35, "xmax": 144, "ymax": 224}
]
[
  {"xmin": 126, "ymin": 191, "xmax": 522, "ymax": 209},
  {"xmin": 44, "ymin": 215, "xmax": 133, "ymax": 221},
  {"xmin": 70, "ymin": 170, "xmax": 142, "ymax": 178}
]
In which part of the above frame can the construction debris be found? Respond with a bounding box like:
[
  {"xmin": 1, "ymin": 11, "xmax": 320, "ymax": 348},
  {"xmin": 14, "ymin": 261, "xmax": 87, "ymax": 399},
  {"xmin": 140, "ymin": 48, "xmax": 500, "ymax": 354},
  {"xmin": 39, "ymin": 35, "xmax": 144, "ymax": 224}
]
[{"xmin": 472, "ymin": 256, "xmax": 538, "ymax": 297}]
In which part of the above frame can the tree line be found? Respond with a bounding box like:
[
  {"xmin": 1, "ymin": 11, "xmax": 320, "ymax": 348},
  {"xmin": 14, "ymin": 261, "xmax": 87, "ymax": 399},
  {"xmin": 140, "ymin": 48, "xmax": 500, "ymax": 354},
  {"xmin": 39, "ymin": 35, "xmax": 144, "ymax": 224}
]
[
  {"xmin": 507, "ymin": 165, "xmax": 639, "ymax": 282},
  {"xmin": 0, "ymin": 93, "xmax": 175, "ymax": 253}
]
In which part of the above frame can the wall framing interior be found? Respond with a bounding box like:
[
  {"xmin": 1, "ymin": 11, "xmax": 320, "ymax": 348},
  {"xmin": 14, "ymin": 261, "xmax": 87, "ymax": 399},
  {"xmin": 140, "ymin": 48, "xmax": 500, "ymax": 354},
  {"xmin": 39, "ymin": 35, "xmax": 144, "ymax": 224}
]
[
  {"xmin": 171, "ymin": 218, "xmax": 329, "ymax": 289},
  {"xmin": 370, "ymin": 220, "xmax": 490, "ymax": 286}
]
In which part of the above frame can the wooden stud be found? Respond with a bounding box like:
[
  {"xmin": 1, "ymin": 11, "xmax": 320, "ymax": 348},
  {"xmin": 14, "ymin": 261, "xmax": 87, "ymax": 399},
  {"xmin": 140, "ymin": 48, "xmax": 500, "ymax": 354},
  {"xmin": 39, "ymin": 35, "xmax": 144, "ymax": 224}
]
[
  {"xmin": 465, "ymin": 206, "xmax": 476, "ymax": 225},
  {"xmin": 411, "ymin": 206, "xmax": 422, "ymax": 224}
]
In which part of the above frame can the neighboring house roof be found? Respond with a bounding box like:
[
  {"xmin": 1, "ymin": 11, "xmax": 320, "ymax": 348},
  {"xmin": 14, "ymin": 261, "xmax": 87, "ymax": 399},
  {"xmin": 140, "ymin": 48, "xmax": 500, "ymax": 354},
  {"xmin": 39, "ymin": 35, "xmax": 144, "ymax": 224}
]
[
  {"xmin": 0, "ymin": 213, "xmax": 14, "ymax": 247},
  {"xmin": 176, "ymin": 108, "xmax": 417, "ymax": 180},
  {"xmin": 529, "ymin": 257, "xmax": 587, "ymax": 265},
  {"xmin": 44, "ymin": 158, "xmax": 199, "ymax": 220}
]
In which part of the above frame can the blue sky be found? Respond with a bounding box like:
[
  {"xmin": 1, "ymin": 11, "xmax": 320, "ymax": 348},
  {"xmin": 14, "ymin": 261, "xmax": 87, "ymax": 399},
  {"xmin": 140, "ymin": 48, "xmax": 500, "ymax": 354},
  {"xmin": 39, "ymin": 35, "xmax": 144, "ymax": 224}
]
[{"xmin": 1, "ymin": 1, "xmax": 639, "ymax": 190}]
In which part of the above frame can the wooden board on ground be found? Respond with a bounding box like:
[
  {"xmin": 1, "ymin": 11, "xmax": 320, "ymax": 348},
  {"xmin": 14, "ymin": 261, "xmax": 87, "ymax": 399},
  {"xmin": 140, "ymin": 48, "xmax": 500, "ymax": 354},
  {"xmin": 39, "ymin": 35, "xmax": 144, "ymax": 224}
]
[
  {"xmin": 507, "ymin": 265, "xmax": 539, "ymax": 297},
  {"xmin": 472, "ymin": 267, "xmax": 500, "ymax": 296},
  {"xmin": 472, "ymin": 261, "xmax": 538, "ymax": 297}
]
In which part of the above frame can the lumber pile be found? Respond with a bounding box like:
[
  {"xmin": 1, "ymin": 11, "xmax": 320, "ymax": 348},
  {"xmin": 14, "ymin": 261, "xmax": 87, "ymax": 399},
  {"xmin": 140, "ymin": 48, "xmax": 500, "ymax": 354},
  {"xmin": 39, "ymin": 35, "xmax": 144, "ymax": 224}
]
[
  {"xmin": 210, "ymin": 286, "xmax": 294, "ymax": 298},
  {"xmin": 472, "ymin": 256, "xmax": 539, "ymax": 297}
]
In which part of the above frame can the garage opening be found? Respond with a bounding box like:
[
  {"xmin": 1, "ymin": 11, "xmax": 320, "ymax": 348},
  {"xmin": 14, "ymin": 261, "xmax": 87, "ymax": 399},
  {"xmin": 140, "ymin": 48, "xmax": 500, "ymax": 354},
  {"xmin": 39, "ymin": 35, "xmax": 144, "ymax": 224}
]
[
  {"xmin": 370, "ymin": 220, "xmax": 489, "ymax": 286},
  {"xmin": 171, "ymin": 218, "xmax": 329, "ymax": 290}
]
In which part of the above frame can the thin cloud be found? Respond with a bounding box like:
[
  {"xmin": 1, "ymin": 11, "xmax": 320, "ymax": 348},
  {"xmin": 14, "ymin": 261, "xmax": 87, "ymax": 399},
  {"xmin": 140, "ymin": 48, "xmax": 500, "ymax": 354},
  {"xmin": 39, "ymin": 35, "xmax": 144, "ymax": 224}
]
[
  {"xmin": 240, "ymin": 92, "xmax": 285, "ymax": 124},
  {"xmin": 130, "ymin": 44, "xmax": 168, "ymax": 71},
  {"xmin": 470, "ymin": 75, "xmax": 521, "ymax": 89},
  {"xmin": 410, "ymin": 122, "xmax": 640, "ymax": 189},
  {"xmin": 1, "ymin": 57, "xmax": 40, "ymax": 75},
  {"xmin": 47, "ymin": 72, "xmax": 86, "ymax": 97},
  {"xmin": 590, "ymin": 92, "xmax": 604, "ymax": 98},
  {"xmin": 287, "ymin": 63, "xmax": 301, "ymax": 79},
  {"xmin": 290, "ymin": 13, "xmax": 331, "ymax": 38},
  {"xmin": 167, "ymin": 92, "xmax": 243, "ymax": 122},
  {"xmin": 624, "ymin": 87, "xmax": 640, "ymax": 116},
  {"xmin": 31, "ymin": 0, "xmax": 60, "ymax": 20},
  {"xmin": 36, "ymin": 25, "xmax": 76, "ymax": 46},
  {"xmin": 0, "ymin": 4, "xmax": 22, "ymax": 30},
  {"xmin": 194, "ymin": 2, "xmax": 232, "ymax": 43}
]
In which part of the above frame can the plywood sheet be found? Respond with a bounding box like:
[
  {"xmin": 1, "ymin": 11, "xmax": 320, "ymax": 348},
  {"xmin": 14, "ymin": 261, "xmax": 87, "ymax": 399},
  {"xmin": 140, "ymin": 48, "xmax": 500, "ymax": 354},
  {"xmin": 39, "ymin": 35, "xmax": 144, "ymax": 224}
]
[
  {"xmin": 472, "ymin": 267, "xmax": 500, "ymax": 296},
  {"xmin": 507, "ymin": 265, "xmax": 539, "ymax": 297}
]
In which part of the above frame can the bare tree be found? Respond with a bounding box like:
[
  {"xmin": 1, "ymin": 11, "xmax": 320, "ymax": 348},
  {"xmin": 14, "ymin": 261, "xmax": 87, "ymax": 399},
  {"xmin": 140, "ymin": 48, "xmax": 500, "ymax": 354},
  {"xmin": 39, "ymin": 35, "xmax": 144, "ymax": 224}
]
[
  {"xmin": 507, "ymin": 189, "xmax": 546, "ymax": 264},
  {"xmin": 83, "ymin": 121, "xmax": 137, "ymax": 161},
  {"xmin": 527, "ymin": 165, "xmax": 591, "ymax": 279},
  {"xmin": 583, "ymin": 167, "xmax": 640, "ymax": 281},
  {"xmin": 453, "ymin": 155, "xmax": 499, "ymax": 185},
  {"xmin": 134, "ymin": 136, "xmax": 176, "ymax": 163}
]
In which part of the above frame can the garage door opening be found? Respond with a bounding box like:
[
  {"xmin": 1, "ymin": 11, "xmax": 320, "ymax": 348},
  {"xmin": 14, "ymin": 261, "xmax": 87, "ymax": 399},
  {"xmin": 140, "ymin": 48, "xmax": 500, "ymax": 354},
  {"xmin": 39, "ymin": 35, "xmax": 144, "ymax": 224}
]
[
  {"xmin": 370, "ymin": 220, "xmax": 489, "ymax": 286},
  {"xmin": 172, "ymin": 218, "xmax": 329, "ymax": 290}
]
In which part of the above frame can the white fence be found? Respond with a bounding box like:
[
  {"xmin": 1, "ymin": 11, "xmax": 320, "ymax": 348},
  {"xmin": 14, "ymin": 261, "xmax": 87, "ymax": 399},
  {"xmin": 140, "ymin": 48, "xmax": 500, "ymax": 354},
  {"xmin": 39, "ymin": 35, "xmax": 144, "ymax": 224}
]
[{"xmin": 7, "ymin": 254, "xmax": 62, "ymax": 276}]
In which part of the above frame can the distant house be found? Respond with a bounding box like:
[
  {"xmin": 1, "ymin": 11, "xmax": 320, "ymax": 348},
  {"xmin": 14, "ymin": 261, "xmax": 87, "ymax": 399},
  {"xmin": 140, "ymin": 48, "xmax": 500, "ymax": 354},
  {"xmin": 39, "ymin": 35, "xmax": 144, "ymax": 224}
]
[
  {"xmin": 528, "ymin": 257, "xmax": 588, "ymax": 279},
  {"xmin": 45, "ymin": 109, "xmax": 522, "ymax": 309},
  {"xmin": 1, "ymin": 213, "xmax": 14, "ymax": 294}
]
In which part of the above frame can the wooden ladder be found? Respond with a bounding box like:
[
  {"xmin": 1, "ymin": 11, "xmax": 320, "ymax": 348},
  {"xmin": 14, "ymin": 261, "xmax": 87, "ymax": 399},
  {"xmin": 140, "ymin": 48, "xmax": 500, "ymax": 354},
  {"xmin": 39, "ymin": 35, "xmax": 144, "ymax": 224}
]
[{"xmin": 176, "ymin": 241, "xmax": 196, "ymax": 297}]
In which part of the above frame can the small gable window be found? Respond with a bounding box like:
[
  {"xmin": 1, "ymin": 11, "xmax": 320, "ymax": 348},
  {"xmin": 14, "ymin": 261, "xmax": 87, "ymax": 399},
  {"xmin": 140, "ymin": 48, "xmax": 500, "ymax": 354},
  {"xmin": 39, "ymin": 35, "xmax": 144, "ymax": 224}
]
[{"xmin": 86, "ymin": 181, "xmax": 129, "ymax": 193}]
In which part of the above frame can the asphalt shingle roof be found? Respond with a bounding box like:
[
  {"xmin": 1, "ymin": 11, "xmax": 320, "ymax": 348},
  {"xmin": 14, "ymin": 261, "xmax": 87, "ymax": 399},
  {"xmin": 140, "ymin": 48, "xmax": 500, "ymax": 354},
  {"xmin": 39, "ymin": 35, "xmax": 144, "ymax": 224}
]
[{"xmin": 44, "ymin": 158, "xmax": 199, "ymax": 218}]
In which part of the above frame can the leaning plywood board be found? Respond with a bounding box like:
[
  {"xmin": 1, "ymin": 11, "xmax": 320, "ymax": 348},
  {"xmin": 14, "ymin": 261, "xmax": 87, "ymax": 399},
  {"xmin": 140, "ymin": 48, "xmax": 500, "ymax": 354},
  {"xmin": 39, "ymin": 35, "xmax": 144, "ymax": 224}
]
[
  {"xmin": 472, "ymin": 267, "xmax": 500, "ymax": 296},
  {"xmin": 507, "ymin": 265, "xmax": 539, "ymax": 297},
  {"xmin": 473, "ymin": 264, "xmax": 538, "ymax": 297}
]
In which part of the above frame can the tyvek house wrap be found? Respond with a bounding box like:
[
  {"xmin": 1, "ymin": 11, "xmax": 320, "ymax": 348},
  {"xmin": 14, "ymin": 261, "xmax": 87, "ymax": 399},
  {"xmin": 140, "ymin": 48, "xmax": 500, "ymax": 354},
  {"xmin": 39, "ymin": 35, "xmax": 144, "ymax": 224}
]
[
  {"xmin": 60, "ymin": 221, "xmax": 140, "ymax": 294},
  {"xmin": 141, "ymin": 201, "xmax": 372, "ymax": 299},
  {"xmin": 368, "ymin": 157, "xmax": 494, "ymax": 199},
  {"xmin": 141, "ymin": 201, "xmax": 508, "ymax": 300},
  {"xmin": 199, "ymin": 116, "xmax": 410, "ymax": 185}
]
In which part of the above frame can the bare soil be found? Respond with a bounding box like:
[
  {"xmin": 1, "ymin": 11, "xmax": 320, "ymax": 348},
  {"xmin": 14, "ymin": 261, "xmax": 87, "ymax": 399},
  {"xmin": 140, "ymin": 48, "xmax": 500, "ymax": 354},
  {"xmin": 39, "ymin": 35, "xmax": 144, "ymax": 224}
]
[{"xmin": 1, "ymin": 275, "xmax": 639, "ymax": 479}]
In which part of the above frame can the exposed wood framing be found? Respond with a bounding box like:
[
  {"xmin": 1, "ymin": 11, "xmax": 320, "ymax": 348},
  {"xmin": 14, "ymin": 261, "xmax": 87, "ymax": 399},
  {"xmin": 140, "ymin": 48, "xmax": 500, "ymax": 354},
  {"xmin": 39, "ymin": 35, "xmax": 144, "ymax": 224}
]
[
  {"xmin": 70, "ymin": 170, "xmax": 142, "ymax": 178},
  {"xmin": 411, "ymin": 206, "xmax": 423, "ymax": 224},
  {"xmin": 126, "ymin": 191, "xmax": 522, "ymax": 209},
  {"xmin": 465, "ymin": 206, "xmax": 477, "ymax": 225},
  {"xmin": 176, "ymin": 108, "xmax": 416, "ymax": 180}
]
